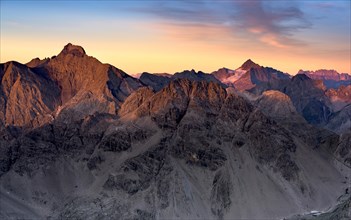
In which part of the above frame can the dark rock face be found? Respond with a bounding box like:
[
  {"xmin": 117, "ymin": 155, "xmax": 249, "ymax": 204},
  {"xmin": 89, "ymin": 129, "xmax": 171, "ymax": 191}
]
[
  {"xmin": 56, "ymin": 197, "xmax": 132, "ymax": 220},
  {"xmin": 133, "ymin": 209, "xmax": 156, "ymax": 220},
  {"xmin": 139, "ymin": 72, "xmax": 171, "ymax": 92},
  {"xmin": 11, "ymin": 136, "xmax": 59, "ymax": 176},
  {"xmin": 334, "ymin": 132, "xmax": 351, "ymax": 166},
  {"xmin": 0, "ymin": 142, "xmax": 12, "ymax": 176},
  {"xmin": 104, "ymin": 173, "xmax": 140, "ymax": 194},
  {"xmin": 214, "ymin": 93, "xmax": 298, "ymax": 176},
  {"xmin": 104, "ymin": 145, "xmax": 172, "ymax": 196},
  {"xmin": 302, "ymin": 99, "xmax": 331, "ymax": 124},
  {"xmin": 172, "ymin": 141, "xmax": 227, "ymax": 171},
  {"xmin": 87, "ymin": 154, "xmax": 105, "ymax": 170},
  {"xmin": 211, "ymin": 170, "xmax": 232, "ymax": 218},
  {"xmin": 242, "ymin": 110, "xmax": 299, "ymax": 181},
  {"xmin": 99, "ymin": 131, "xmax": 131, "ymax": 152},
  {"xmin": 275, "ymin": 154, "xmax": 299, "ymax": 181},
  {"xmin": 0, "ymin": 114, "xmax": 111, "ymax": 177},
  {"xmin": 281, "ymin": 74, "xmax": 331, "ymax": 125}
]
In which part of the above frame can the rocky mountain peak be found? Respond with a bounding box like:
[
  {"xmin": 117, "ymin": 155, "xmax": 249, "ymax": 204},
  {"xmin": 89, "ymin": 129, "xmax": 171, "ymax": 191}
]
[
  {"xmin": 291, "ymin": 73, "xmax": 326, "ymax": 90},
  {"xmin": 26, "ymin": 57, "xmax": 50, "ymax": 68},
  {"xmin": 58, "ymin": 43, "xmax": 86, "ymax": 57},
  {"xmin": 292, "ymin": 73, "xmax": 310, "ymax": 82},
  {"xmin": 172, "ymin": 69, "xmax": 223, "ymax": 85},
  {"xmin": 211, "ymin": 68, "xmax": 236, "ymax": 82},
  {"xmin": 240, "ymin": 59, "xmax": 261, "ymax": 70},
  {"xmin": 179, "ymin": 69, "xmax": 197, "ymax": 75}
]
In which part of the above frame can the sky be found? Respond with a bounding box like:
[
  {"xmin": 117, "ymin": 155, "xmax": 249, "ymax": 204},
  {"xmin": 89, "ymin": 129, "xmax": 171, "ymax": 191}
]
[{"xmin": 1, "ymin": 0, "xmax": 350, "ymax": 75}]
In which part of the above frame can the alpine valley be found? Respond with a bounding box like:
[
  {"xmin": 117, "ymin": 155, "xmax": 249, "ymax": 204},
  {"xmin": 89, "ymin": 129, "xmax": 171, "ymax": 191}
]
[{"xmin": 0, "ymin": 44, "xmax": 350, "ymax": 220}]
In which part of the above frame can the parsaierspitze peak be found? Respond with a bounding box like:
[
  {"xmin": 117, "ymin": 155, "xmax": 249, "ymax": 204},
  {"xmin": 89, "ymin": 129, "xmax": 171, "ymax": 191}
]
[{"xmin": 59, "ymin": 43, "xmax": 86, "ymax": 57}]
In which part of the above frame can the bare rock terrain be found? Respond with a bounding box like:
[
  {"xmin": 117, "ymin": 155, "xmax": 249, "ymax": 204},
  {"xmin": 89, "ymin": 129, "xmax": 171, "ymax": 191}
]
[{"xmin": 0, "ymin": 44, "xmax": 350, "ymax": 220}]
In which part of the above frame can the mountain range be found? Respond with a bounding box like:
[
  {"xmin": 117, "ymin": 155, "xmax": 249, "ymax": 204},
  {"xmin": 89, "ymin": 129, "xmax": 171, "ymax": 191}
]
[
  {"xmin": 0, "ymin": 43, "xmax": 350, "ymax": 220},
  {"xmin": 298, "ymin": 69, "xmax": 351, "ymax": 89}
]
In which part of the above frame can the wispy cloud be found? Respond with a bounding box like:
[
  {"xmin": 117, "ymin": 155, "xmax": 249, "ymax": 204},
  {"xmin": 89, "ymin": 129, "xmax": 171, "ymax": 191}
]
[
  {"xmin": 148, "ymin": 22, "xmax": 235, "ymax": 43},
  {"xmin": 136, "ymin": 0, "xmax": 312, "ymax": 48},
  {"xmin": 233, "ymin": 1, "xmax": 311, "ymax": 47},
  {"xmin": 309, "ymin": 1, "xmax": 342, "ymax": 9}
]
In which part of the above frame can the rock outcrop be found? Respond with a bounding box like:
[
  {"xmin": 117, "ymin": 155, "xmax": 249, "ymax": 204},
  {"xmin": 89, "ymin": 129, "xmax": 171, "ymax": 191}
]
[{"xmin": 0, "ymin": 61, "xmax": 60, "ymax": 128}]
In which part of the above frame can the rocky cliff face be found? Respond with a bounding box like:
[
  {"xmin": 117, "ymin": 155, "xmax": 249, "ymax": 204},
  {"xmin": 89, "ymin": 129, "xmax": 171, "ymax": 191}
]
[
  {"xmin": 326, "ymin": 85, "xmax": 351, "ymax": 111},
  {"xmin": 280, "ymin": 74, "xmax": 331, "ymax": 125},
  {"xmin": 0, "ymin": 61, "xmax": 60, "ymax": 128},
  {"xmin": 0, "ymin": 43, "xmax": 142, "ymax": 129}
]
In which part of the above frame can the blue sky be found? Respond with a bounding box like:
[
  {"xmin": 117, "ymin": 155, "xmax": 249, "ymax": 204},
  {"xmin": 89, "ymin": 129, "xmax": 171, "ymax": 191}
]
[{"xmin": 1, "ymin": 0, "xmax": 350, "ymax": 74}]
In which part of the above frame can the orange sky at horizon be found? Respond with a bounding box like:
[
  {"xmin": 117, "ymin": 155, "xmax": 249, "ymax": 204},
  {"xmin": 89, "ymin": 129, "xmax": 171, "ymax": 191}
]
[
  {"xmin": 1, "ymin": 1, "xmax": 350, "ymax": 75},
  {"xmin": 2, "ymin": 36, "xmax": 349, "ymax": 76}
]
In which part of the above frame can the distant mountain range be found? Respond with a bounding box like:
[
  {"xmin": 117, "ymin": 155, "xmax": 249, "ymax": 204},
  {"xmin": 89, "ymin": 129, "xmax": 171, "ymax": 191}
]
[
  {"xmin": 0, "ymin": 43, "xmax": 350, "ymax": 220},
  {"xmin": 138, "ymin": 57, "xmax": 350, "ymax": 127},
  {"xmin": 297, "ymin": 69, "xmax": 351, "ymax": 89}
]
